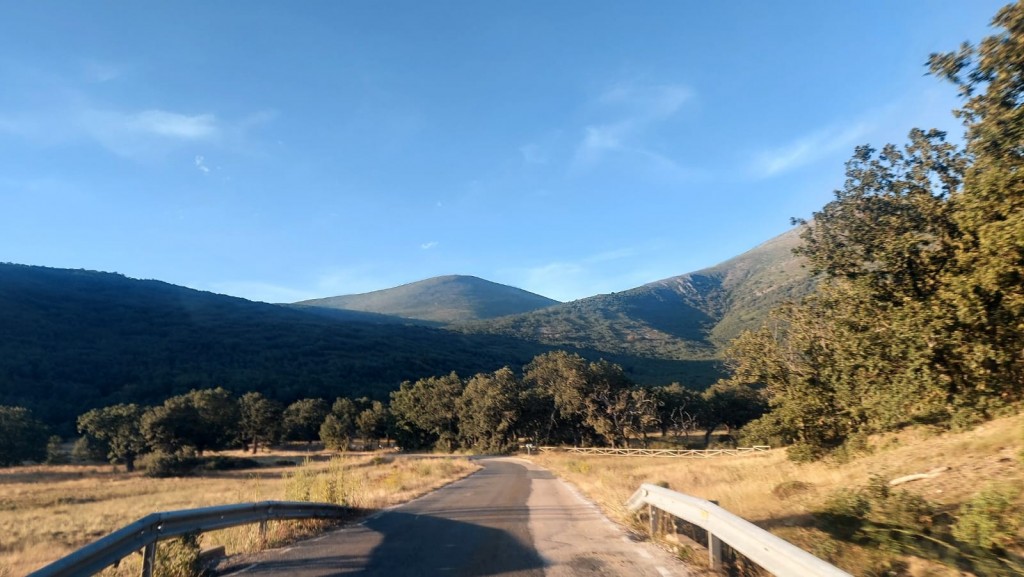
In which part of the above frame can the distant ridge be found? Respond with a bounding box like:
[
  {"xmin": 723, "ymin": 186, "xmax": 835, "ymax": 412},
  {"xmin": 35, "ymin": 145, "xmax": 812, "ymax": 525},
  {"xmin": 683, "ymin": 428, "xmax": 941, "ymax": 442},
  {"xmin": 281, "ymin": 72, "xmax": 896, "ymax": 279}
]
[
  {"xmin": 456, "ymin": 227, "xmax": 813, "ymax": 361},
  {"xmin": 295, "ymin": 275, "xmax": 560, "ymax": 324}
]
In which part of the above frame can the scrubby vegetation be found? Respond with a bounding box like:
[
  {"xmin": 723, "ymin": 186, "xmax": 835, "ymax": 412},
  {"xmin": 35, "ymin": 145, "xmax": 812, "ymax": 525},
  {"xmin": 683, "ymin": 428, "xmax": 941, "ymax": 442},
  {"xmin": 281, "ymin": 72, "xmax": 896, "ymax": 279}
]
[
  {"xmin": 0, "ymin": 451, "xmax": 478, "ymax": 576},
  {"xmin": 730, "ymin": 1, "xmax": 1024, "ymax": 462},
  {"xmin": 534, "ymin": 413, "xmax": 1024, "ymax": 576}
]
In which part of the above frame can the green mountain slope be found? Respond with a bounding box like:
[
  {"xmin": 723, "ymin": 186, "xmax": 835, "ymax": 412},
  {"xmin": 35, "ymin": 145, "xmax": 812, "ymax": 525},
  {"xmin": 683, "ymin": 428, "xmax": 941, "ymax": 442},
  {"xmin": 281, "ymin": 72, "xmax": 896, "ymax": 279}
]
[
  {"xmin": 457, "ymin": 227, "xmax": 813, "ymax": 361},
  {"xmin": 0, "ymin": 264, "xmax": 706, "ymax": 432},
  {"xmin": 295, "ymin": 275, "xmax": 560, "ymax": 323},
  {"xmin": 0, "ymin": 264, "xmax": 554, "ymax": 431}
]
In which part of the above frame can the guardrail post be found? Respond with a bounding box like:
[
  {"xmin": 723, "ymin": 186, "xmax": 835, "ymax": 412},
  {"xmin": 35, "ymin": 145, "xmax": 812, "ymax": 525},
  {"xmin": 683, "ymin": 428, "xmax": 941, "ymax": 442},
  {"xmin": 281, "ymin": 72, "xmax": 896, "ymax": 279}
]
[
  {"xmin": 141, "ymin": 542, "xmax": 156, "ymax": 577},
  {"xmin": 707, "ymin": 500, "xmax": 722, "ymax": 570},
  {"xmin": 708, "ymin": 533, "xmax": 722, "ymax": 570},
  {"xmin": 648, "ymin": 504, "xmax": 659, "ymax": 537}
]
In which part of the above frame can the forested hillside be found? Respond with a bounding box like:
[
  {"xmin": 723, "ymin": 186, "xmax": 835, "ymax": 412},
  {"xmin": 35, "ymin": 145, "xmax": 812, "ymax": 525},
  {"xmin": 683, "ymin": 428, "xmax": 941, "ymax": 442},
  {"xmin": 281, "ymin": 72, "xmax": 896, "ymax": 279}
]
[
  {"xmin": 0, "ymin": 264, "xmax": 713, "ymax": 433},
  {"xmin": 456, "ymin": 227, "xmax": 812, "ymax": 362},
  {"xmin": 0, "ymin": 264, "xmax": 555, "ymax": 431}
]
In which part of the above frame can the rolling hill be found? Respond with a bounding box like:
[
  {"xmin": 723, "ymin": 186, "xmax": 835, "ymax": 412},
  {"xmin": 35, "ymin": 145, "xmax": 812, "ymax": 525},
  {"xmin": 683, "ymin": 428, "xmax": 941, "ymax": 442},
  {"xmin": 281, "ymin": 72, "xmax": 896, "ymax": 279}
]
[{"xmin": 295, "ymin": 275, "xmax": 560, "ymax": 323}]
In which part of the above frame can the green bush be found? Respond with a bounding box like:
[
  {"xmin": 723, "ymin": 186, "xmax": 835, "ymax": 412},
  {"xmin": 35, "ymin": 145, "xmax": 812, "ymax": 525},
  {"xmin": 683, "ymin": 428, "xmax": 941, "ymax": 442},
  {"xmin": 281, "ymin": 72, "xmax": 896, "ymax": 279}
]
[
  {"xmin": 816, "ymin": 489, "xmax": 870, "ymax": 539},
  {"xmin": 952, "ymin": 485, "xmax": 1022, "ymax": 551},
  {"xmin": 786, "ymin": 442, "xmax": 827, "ymax": 463},
  {"xmin": 140, "ymin": 450, "xmax": 200, "ymax": 478},
  {"xmin": 156, "ymin": 532, "xmax": 202, "ymax": 577}
]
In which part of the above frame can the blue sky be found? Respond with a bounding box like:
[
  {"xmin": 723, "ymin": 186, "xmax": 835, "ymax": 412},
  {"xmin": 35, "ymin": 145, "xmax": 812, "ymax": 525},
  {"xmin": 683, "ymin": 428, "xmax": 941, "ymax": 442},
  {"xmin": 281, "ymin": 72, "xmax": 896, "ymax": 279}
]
[{"xmin": 0, "ymin": 2, "xmax": 1007, "ymax": 303}]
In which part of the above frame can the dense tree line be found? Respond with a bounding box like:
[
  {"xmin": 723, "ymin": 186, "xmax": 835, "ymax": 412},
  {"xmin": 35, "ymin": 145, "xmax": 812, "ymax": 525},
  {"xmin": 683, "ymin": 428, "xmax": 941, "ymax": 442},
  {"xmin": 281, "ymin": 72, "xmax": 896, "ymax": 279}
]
[
  {"xmin": 733, "ymin": 2, "xmax": 1024, "ymax": 461},
  {"xmin": 0, "ymin": 351, "xmax": 766, "ymax": 468},
  {"xmin": 387, "ymin": 351, "xmax": 762, "ymax": 453}
]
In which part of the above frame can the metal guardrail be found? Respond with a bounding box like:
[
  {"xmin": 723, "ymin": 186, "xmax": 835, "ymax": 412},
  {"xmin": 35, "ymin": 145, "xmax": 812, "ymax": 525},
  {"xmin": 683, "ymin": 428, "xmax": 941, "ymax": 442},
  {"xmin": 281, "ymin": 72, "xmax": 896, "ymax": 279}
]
[
  {"xmin": 537, "ymin": 445, "xmax": 770, "ymax": 457},
  {"xmin": 27, "ymin": 500, "xmax": 348, "ymax": 577},
  {"xmin": 626, "ymin": 484, "xmax": 852, "ymax": 577}
]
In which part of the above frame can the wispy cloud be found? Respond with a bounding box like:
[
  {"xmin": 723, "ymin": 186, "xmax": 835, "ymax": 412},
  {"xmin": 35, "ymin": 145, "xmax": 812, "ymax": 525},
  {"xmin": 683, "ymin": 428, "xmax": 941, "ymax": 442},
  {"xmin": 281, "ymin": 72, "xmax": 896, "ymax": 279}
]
[
  {"xmin": 751, "ymin": 121, "xmax": 872, "ymax": 178},
  {"xmin": 127, "ymin": 110, "xmax": 218, "ymax": 139},
  {"xmin": 571, "ymin": 81, "xmax": 693, "ymax": 174},
  {"xmin": 194, "ymin": 155, "xmax": 210, "ymax": 174},
  {"xmin": 420, "ymin": 241, "xmax": 439, "ymax": 250},
  {"xmin": 1, "ymin": 105, "xmax": 222, "ymax": 160},
  {"xmin": 78, "ymin": 108, "xmax": 221, "ymax": 158}
]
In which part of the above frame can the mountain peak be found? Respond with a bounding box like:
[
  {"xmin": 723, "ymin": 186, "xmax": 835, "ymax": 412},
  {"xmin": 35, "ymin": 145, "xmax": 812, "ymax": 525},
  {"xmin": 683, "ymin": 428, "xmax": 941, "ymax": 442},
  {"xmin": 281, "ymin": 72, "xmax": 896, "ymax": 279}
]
[{"xmin": 295, "ymin": 275, "xmax": 559, "ymax": 324}]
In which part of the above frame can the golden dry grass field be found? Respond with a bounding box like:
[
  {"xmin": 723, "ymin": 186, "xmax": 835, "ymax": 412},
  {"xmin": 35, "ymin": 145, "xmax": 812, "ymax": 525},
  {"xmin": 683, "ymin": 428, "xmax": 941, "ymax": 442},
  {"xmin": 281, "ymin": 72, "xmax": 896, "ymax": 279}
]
[
  {"xmin": 532, "ymin": 412, "xmax": 1024, "ymax": 576},
  {"xmin": 0, "ymin": 450, "xmax": 479, "ymax": 577}
]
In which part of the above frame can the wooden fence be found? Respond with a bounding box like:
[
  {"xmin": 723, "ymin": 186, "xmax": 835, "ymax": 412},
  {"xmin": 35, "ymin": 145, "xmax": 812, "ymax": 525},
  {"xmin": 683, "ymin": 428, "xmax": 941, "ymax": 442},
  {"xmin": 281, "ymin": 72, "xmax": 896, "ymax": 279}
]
[{"xmin": 533, "ymin": 445, "xmax": 770, "ymax": 457}]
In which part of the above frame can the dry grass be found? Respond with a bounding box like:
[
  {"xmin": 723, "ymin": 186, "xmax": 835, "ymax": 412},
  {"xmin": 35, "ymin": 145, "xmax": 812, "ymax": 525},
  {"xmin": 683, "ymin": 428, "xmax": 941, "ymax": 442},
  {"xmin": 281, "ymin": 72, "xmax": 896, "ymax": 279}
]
[
  {"xmin": 0, "ymin": 449, "xmax": 479, "ymax": 576},
  {"xmin": 532, "ymin": 412, "xmax": 1024, "ymax": 576}
]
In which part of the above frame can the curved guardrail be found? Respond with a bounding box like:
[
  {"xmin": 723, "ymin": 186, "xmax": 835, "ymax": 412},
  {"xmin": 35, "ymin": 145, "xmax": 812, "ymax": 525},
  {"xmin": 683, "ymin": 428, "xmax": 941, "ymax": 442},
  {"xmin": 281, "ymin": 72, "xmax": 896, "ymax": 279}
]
[
  {"xmin": 27, "ymin": 500, "xmax": 348, "ymax": 577},
  {"xmin": 626, "ymin": 484, "xmax": 851, "ymax": 577}
]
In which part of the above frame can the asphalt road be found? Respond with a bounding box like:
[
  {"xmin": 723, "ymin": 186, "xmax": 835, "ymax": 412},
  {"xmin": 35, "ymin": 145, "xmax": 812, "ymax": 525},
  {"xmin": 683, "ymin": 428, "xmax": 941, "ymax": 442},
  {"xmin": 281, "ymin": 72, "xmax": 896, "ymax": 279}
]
[{"xmin": 225, "ymin": 457, "xmax": 688, "ymax": 577}]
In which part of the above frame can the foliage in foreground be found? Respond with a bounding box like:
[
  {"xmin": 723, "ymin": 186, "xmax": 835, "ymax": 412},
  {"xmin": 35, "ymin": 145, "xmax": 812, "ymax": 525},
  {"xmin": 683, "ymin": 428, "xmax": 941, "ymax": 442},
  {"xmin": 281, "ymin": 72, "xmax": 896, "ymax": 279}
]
[
  {"xmin": 816, "ymin": 477, "xmax": 1023, "ymax": 575},
  {"xmin": 735, "ymin": 1, "xmax": 1024, "ymax": 461}
]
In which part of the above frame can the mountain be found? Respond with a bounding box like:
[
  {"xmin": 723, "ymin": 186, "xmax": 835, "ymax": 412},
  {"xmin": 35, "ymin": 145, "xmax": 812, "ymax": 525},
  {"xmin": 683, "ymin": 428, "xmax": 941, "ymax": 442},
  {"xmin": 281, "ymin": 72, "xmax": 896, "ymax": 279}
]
[
  {"xmin": 0, "ymin": 264, "xmax": 704, "ymax": 433},
  {"xmin": 456, "ymin": 227, "xmax": 813, "ymax": 362},
  {"xmin": 0, "ymin": 264, "xmax": 558, "ymax": 432},
  {"xmin": 294, "ymin": 275, "xmax": 560, "ymax": 323},
  {"xmin": 0, "ymin": 228, "xmax": 812, "ymax": 432}
]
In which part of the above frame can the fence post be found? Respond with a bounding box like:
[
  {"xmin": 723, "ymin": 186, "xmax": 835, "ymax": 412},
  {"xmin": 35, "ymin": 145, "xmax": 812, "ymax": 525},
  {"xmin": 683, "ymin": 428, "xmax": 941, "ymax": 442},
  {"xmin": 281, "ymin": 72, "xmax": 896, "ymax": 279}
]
[{"xmin": 140, "ymin": 542, "xmax": 156, "ymax": 577}]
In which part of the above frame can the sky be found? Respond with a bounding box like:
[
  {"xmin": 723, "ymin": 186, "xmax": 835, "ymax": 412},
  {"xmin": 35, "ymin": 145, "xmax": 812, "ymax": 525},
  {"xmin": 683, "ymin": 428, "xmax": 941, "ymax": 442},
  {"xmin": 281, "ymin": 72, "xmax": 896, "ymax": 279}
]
[{"xmin": 0, "ymin": 2, "xmax": 1009, "ymax": 303}]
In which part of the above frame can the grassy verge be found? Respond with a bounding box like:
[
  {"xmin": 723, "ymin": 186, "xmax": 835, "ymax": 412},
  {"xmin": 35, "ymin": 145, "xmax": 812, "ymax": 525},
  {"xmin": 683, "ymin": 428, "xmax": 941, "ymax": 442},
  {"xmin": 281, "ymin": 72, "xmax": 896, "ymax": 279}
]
[
  {"xmin": 0, "ymin": 450, "xmax": 479, "ymax": 576},
  {"xmin": 531, "ymin": 412, "xmax": 1024, "ymax": 576}
]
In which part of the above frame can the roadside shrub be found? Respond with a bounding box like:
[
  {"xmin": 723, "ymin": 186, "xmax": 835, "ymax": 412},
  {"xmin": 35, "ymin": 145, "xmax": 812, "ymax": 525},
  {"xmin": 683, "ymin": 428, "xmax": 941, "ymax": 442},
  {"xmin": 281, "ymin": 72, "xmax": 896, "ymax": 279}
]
[
  {"xmin": 786, "ymin": 442, "xmax": 827, "ymax": 463},
  {"xmin": 285, "ymin": 457, "xmax": 347, "ymax": 505},
  {"xmin": 140, "ymin": 450, "xmax": 200, "ymax": 477},
  {"xmin": 817, "ymin": 475, "xmax": 936, "ymax": 546},
  {"xmin": 738, "ymin": 415, "xmax": 788, "ymax": 447},
  {"xmin": 952, "ymin": 485, "xmax": 1022, "ymax": 551},
  {"xmin": 565, "ymin": 460, "xmax": 591, "ymax": 474},
  {"xmin": 156, "ymin": 532, "xmax": 202, "ymax": 577},
  {"xmin": 817, "ymin": 488, "xmax": 870, "ymax": 539}
]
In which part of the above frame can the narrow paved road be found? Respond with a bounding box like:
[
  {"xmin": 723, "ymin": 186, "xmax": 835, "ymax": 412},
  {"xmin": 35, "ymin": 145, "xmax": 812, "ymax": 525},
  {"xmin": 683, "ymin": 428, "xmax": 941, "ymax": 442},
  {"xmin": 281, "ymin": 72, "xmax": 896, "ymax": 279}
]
[{"xmin": 225, "ymin": 457, "xmax": 689, "ymax": 577}]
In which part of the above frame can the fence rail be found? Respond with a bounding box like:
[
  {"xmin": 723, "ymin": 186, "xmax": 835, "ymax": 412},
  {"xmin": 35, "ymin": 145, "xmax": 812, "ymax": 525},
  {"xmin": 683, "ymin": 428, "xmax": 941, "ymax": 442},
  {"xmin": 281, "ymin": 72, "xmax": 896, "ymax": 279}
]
[
  {"xmin": 27, "ymin": 501, "xmax": 348, "ymax": 577},
  {"xmin": 536, "ymin": 445, "xmax": 770, "ymax": 457},
  {"xmin": 626, "ymin": 484, "xmax": 851, "ymax": 576}
]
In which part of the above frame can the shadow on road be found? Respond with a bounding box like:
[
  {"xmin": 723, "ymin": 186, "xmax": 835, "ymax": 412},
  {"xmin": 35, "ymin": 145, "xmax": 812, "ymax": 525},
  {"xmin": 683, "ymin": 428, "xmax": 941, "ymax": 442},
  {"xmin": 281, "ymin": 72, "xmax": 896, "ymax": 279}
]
[{"xmin": 241, "ymin": 510, "xmax": 545, "ymax": 576}]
